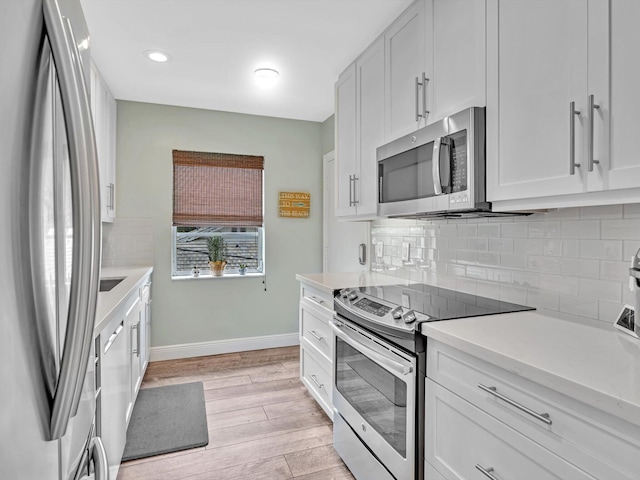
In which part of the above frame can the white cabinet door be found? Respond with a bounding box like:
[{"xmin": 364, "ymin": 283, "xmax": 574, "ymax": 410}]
[
  {"xmin": 607, "ymin": 0, "xmax": 640, "ymax": 191},
  {"xmin": 385, "ymin": 0, "xmax": 428, "ymax": 141},
  {"xmin": 335, "ymin": 64, "xmax": 357, "ymax": 217},
  {"xmin": 429, "ymin": 0, "xmax": 485, "ymax": 121},
  {"xmin": 487, "ymin": 0, "xmax": 589, "ymax": 202},
  {"xmin": 126, "ymin": 296, "xmax": 142, "ymax": 419},
  {"xmin": 104, "ymin": 90, "xmax": 117, "ymax": 221},
  {"xmin": 356, "ymin": 36, "xmax": 385, "ymax": 217}
]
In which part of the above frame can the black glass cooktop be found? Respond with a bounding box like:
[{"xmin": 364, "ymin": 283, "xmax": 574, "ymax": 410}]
[{"xmin": 356, "ymin": 283, "xmax": 534, "ymax": 321}]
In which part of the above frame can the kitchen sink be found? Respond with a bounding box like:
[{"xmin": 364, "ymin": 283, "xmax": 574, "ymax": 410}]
[{"xmin": 99, "ymin": 277, "xmax": 125, "ymax": 292}]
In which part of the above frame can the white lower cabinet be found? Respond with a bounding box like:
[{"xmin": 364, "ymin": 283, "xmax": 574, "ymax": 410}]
[
  {"xmin": 97, "ymin": 271, "xmax": 152, "ymax": 478},
  {"xmin": 426, "ymin": 339, "xmax": 640, "ymax": 480},
  {"xmin": 298, "ymin": 282, "xmax": 335, "ymax": 420}
]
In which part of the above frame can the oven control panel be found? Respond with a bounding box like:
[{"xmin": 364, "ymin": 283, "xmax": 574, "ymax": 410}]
[{"xmin": 337, "ymin": 288, "xmax": 430, "ymax": 331}]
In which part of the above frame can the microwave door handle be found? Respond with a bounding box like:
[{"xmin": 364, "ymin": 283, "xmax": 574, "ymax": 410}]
[{"xmin": 432, "ymin": 137, "xmax": 443, "ymax": 195}]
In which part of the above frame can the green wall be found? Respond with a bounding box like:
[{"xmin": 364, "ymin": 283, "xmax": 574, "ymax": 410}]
[
  {"xmin": 321, "ymin": 114, "xmax": 335, "ymax": 155},
  {"xmin": 116, "ymin": 101, "xmax": 324, "ymax": 348}
]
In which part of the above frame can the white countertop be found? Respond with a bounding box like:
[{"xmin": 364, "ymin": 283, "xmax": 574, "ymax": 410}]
[
  {"xmin": 422, "ymin": 311, "xmax": 640, "ymax": 428},
  {"xmin": 95, "ymin": 266, "xmax": 153, "ymax": 333},
  {"xmin": 295, "ymin": 271, "xmax": 410, "ymax": 294}
]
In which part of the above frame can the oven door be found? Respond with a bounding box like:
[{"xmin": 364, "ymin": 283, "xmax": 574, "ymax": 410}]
[{"xmin": 331, "ymin": 316, "xmax": 416, "ymax": 480}]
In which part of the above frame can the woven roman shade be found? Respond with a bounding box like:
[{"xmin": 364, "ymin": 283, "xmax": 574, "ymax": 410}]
[{"xmin": 173, "ymin": 150, "xmax": 264, "ymax": 227}]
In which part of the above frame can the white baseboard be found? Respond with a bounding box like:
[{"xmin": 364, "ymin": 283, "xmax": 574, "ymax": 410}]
[{"xmin": 149, "ymin": 332, "xmax": 300, "ymax": 362}]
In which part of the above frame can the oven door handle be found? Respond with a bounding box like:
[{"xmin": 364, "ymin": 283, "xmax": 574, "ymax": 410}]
[{"xmin": 330, "ymin": 320, "xmax": 413, "ymax": 376}]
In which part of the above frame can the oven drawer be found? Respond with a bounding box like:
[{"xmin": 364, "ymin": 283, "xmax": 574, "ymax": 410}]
[
  {"xmin": 300, "ymin": 297, "xmax": 333, "ymax": 361},
  {"xmin": 427, "ymin": 340, "xmax": 640, "ymax": 480},
  {"xmin": 301, "ymin": 347, "xmax": 333, "ymax": 420},
  {"xmin": 300, "ymin": 283, "xmax": 334, "ymax": 315},
  {"xmin": 426, "ymin": 379, "xmax": 595, "ymax": 480}
]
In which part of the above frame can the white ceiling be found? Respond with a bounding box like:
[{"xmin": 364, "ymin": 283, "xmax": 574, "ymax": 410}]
[{"xmin": 80, "ymin": 0, "xmax": 414, "ymax": 122}]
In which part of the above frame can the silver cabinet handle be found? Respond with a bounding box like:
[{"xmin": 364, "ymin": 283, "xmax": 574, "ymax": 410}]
[
  {"xmin": 44, "ymin": 0, "xmax": 101, "ymax": 441},
  {"xmin": 569, "ymin": 101, "xmax": 581, "ymax": 175},
  {"xmin": 308, "ymin": 330, "xmax": 324, "ymax": 342},
  {"xmin": 422, "ymin": 72, "xmax": 429, "ymax": 119},
  {"xmin": 104, "ymin": 321, "xmax": 124, "ymax": 354},
  {"xmin": 132, "ymin": 321, "xmax": 141, "ymax": 357},
  {"xmin": 478, "ymin": 384, "xmax": 552, "ymax": 425},
  {"xmin": 415, "ymin": 73, "xmax": 429, "ymax": 121},
  {"xmin": 308, "ymin": 295, "xmax": 325, "ymax": 305},
  {"xmin": 349, "ymin": 175, "xmax": 354, "ymax": 207},
  {"xmin": 359, "ymin": 243, "xmax": 366, "ymax": 265},
  {"xmin": 415, "ymin": 76, "xmax": 421, "ymax": 121},
  {"xmin": 310, "ymin": 374, "xmax": 323, "ymax": 389},
  {"xmin": 475, "ymin": 465, "xmax": 499, "ymax": 480},
  {"xmin": 588, "ymin": 94, "xmax": 600, "ymax": 172},
  {"xmin": 352, "ymin": 175, "xmax": 359, "ymax": 205}
]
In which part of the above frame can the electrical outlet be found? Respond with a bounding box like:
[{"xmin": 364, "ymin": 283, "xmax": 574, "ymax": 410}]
[
  {"xmin": 402, "ymin": 242, "xmax": 410, "ymax": 261},
  {"xmin": 376, "ymin": 242, "xmax": 384, "ymax": 257}
]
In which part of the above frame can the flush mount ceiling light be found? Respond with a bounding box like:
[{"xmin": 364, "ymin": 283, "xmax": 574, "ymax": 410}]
[
  {"xmin": 144, "ymin": 50, "xmax": 170, "ymax": 63},
  {"xmin": 254, "ymin": 68, "xmax": 279, "ymax": 85}
]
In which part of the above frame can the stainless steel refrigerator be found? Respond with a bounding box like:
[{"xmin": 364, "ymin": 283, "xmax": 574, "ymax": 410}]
[{"xmin": 1, "ymin": 0, "xmax": 105, "ymax": 478}]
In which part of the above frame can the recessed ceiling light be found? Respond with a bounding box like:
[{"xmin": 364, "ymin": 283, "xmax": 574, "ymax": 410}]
[
  {"xmin": 254, "ymin": 68, "xmax": 279, "ymax": 85},
  {"xmin": 144, "ymin": 50, "xmax": 170, "ymax": 63}
]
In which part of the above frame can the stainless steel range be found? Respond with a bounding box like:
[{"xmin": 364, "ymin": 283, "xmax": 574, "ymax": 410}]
[{"xmin": 332, "ymin": 283, "xmax": 534, "ymax": 480}]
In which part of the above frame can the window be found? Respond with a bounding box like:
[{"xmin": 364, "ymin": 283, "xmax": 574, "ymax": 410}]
[{"xmin": 172, "ymin": 150, "xmax": 264, "ymax": 277}]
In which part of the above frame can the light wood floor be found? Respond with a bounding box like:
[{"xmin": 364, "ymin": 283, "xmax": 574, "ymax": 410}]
[{"xmin": 116, "ymin": 346, "xmax": 355, "ymax": 480}]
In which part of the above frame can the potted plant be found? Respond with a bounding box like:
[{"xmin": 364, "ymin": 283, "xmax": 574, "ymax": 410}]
[
  {"xmin": 238, "ymin": 263, "xmax": 247, "ymax": 275},
  {"xmin": 207, "ymin": 236, "xmax": 226, "ymax": 276}
]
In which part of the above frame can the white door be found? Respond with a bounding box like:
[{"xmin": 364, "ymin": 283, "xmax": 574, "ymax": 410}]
[
  {"xmin": 384, "ymin": 0, "xmax": 427, "ymax": 141},
  {"xmin": 324, "ymin": 151, "xmax": 369, "ymax": 272},
  {"xmin": 430, "ymin": 0, "xmax": 486, "ymax": 121},
  {"xmin": 486, "ymin": 0, "xmax": 588, "ymax": 202},
  {"xmin": 606, "ymin": 0, "xmax": 640, "ymax": 191}
]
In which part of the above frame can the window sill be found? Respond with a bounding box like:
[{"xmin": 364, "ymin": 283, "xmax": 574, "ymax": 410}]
[{"xmin": 172, "ymin": 272, "xmax": 265, "ymax": 281}]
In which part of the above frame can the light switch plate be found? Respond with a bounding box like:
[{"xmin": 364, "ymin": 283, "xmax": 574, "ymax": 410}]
[
  {"xmin": 614, "ymin": 304, "xmax": 638, "ymax": 338},
  {"xmin": 402, "ymin": 242, "xmax": 410, "ymax": 261},
  {"xmin": 376, "ymin": 242, "xmax": 384, "ymax": 257}
]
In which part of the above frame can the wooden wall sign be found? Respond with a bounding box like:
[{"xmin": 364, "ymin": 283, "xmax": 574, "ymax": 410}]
[{"xmin": 279, "ymin": 192, "xmax": 310, "ymax": 218}]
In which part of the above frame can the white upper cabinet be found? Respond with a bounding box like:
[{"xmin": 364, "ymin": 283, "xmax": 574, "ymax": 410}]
[
  {"xmin": 607, "ymin": 0, "xmax": 640, "ymax": 191},
  {"xmin": 335, "ymin": 38, "xmax": 385, "ymax": 219},
  {"xmin": 487, "ymin": 0, "xmax": 640, "ymax": 210},
  {"xmin": 428, "ymin": 0, "xmax": 486, "ymax": 121},
  {"xmin": 90, "ymin": 62, "xmax": 117, "ymax": 223},
  {"xmin": 384, "ymin": 0, "xmax": 428, "ymax": 141},
  {"xmin": 356, "ymin": 37, "xmax": 385, "ymax": 218},
  {"xmin": 486, "ymin": 0, "xmax": 590, "ymax": 203},
  {"xmin": 335, "ymin": 64, "xmax": 358, "ymax": 217}
]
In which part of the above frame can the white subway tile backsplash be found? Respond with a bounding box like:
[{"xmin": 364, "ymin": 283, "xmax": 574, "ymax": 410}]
[
  {"xmin": 561, "ymin": 220, "xmax": 600, "ymax": 239},
  {"xmin": 579, "ymin": 240, "xmax": 623, "ymax": 260},
  {"xmin": 371, "ymin": 204, "xmax": 640, "ymax": 327},
  {"xmin": 101, "ymin": 217, "xmax": 154, "ymax": 268},
  {"xmin": 601, "ymin": 219, "xmax": 640, "ymax": 240},
  {"xmin": 578, "ymin": 278, "xmax": 622, "ymax": 303}
]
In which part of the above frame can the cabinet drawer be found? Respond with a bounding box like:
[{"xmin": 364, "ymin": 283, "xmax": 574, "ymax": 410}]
[
  {"xmin": 428, "ymin": 340, "xmax": 640, "ymax": 480},
  {"xmin": 301, "ymin": 347, "xmax": 333, "ymax": 419},
  {"xmin": 300, "ymin": 283, "xmax": 334, "ymax": 314},
  {"xmin": 426, "ymin": 379, "xmax": 595, "ymax": 480},
  {"xmin": 300, "ymin": 298, "xmax": 333, "ymax": 361}
]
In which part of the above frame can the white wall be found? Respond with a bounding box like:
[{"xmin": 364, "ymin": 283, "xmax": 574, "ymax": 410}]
[
  {"xmin": 114, "ymin": 101, "xmax": 323, "ymax": 350},
  {"xmin": 371, "ymin": 205, "xmax": 640, "ymax": 327}
]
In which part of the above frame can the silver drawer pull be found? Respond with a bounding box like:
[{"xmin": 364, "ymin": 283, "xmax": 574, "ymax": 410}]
[
  {"xmin": 308, "ymin": 295, "xmax": 325, "ymax": 305},
  {"xmin": 475, "ymin": 465, "xmax": 499, "ymax": 480},
  {"xmin": 478, "ymin": 384, "xmax": 552, "ymax": 426},
  {"xmin": 308, "ymin": 330, "xmax": 324, "ymax": 342},
  {"xmin": 310, "ymin": 374, "xmax": 323, "ymax": 389}
]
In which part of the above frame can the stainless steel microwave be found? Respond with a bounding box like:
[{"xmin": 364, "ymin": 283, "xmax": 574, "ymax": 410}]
[{"xmin": 377, "ymin": 107, "xmax": 492, "ymax": 219}]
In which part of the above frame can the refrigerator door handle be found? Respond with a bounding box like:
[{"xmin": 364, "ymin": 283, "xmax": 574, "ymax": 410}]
[
  {"xmin": 44, "ymin": 0, "xmax": 101, "ymax": 440},
  {"xmin": 90, "ymin": 437, "xmax": 109, "ymax": 480}
]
